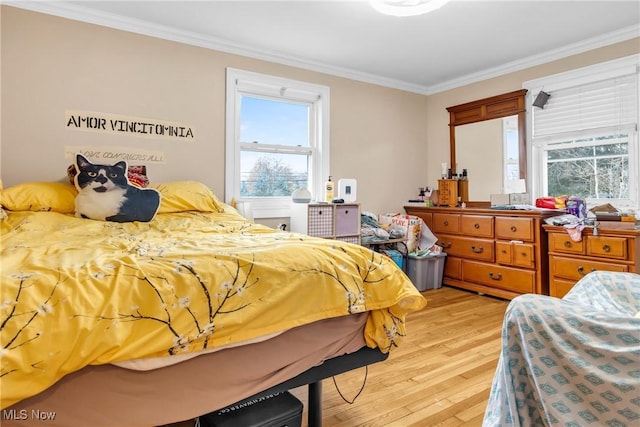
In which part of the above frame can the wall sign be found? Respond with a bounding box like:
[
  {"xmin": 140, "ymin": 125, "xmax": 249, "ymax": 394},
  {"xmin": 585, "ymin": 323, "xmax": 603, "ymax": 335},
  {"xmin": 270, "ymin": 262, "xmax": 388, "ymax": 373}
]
[
  {"xmin": 65, "ymin": 110, "xmax": 194, "ymax": 140},
  {"xmin": 65, "ymin": 146, "xmax": 166, "ymax": 164}
]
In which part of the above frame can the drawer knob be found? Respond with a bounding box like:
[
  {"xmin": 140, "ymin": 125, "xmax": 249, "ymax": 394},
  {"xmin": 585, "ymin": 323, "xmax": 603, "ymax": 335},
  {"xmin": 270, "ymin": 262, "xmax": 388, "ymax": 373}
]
[
  {"xmin": 444, "ymin": 220, "xmax": 449, "ymax": 226},
  {"xmin": 441, "ymin": 241, "xmax": 452, "ymax": 249},
  {"xmin": 510, "ymin": 226, "xmax": 517, "ymax": 232},
  {"xmin": 602, "ymin": 244, "xmax": 610, "ymax": 252},
  {"xmin": 474, "ymin": 223, "xmax": 480, "ymax": 229},
  {"xmin": 489, "ymin": 272, "xmax": 502, "ymax": 280},
  {"xmin": 577, "ymin": 266, "xmax": 596, "ymax": 276},
  {"xmin": 471, "ymin": 245, "xmax": 484, "ymax": 253},
  {"xmin": 564, "ymin": 241, "xmax": 572, "ymax": 248}
]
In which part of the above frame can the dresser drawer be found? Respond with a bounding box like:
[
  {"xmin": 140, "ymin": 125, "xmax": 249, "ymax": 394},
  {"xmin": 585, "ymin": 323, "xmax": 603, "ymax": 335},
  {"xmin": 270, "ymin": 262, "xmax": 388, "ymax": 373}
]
[
  {"xmin": 433, "ymin": 213, "xmax": 460, "ymax": 234},
  {"xmin": 335, "ymin": 204, "xmax": 359, "ymax": 236},
  {"xmin": 550, "ymin": 255, "xmax": 628, "ymax": 282},
  {"xmin": 443, "ymin": 256, "xmax": 461, "ymax": 279},
  {"xmin": 439, "ymin": 234, "xmax": 494, "ymax": 262},
  {"xmin": 586, "ymin": 236, "xmax": 627, "ymax": 260},
  {"xmin": 495, "ymin": 217, "xmax": 534, "ymax": 242},
  {"xmin": 496, "ymin": 241, "xmax": 535, "ymax": 268},
  {"xmin": 549, "ymin": 232, "xmax": 585, "ymax": 255},
  {"xmin": 550, "ymin": 277, "xmax": 578, "ymax": 299},
  {"xmin": 336, "ymin": 235, "xmax": 360, "ymax": 245},
  {"xmin": 460, "ymin": 215, "xmax": 494, "ymax": 238},
  {"xmin": 307, "ymin": 205, "xmax": 334, "ymax": 237},
  {"xmin": 462, "ymin": 260, "xmax": 535, "ymax": 294}
]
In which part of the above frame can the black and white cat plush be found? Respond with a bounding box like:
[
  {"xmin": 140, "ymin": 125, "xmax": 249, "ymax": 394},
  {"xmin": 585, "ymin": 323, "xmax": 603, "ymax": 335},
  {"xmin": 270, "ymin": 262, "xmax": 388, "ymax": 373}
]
[{"xmin": 74, "ymin": 154, "xmax": 160, "ymax": 222}]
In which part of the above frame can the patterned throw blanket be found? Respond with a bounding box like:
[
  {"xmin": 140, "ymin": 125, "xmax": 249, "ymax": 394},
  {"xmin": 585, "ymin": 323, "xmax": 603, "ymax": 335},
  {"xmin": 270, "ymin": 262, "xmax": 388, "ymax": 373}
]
[
  {"xmin": 0, "ymin": 207, "xmax": 426, "ymax": 408},
  {"xmin": 483, "ymin": 271, "xmax": 640, "ymax": 426}
]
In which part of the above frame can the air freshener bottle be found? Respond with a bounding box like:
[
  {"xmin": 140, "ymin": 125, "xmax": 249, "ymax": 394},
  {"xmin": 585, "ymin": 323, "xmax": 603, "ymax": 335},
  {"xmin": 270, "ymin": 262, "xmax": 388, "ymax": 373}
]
[{"xmin": 325, "ymin": 176, "xmax": 334, "ymax": 203}]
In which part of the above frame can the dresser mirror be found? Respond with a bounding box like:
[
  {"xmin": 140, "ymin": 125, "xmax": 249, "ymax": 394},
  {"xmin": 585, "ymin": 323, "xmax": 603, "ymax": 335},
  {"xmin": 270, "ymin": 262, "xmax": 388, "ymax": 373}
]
[{"xmin": 447, "ymin": 89, "xmax": 527, "ymax": 203}]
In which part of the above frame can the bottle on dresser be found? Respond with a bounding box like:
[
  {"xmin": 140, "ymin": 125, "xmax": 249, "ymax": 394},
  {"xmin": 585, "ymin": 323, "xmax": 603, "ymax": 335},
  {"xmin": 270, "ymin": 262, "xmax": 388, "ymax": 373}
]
[{"xmin": 325, "ymin": 176, "xmax": 334, "ymax": 203}]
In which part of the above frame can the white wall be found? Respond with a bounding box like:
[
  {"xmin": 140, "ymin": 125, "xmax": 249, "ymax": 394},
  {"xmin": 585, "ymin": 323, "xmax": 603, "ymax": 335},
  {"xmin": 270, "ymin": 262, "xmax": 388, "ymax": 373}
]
[
  {"xmin": 2, "ymin": 6, "xmax": 638, "ymax": 215},
  {"xmin": 0, "ymin": 6, "xmax": 428, "ymax": 216}
]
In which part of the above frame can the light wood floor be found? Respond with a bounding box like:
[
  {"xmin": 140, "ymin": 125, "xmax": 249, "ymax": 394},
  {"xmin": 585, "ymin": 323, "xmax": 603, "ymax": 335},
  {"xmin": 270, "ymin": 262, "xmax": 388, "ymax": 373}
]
[
  {"xmin": 167, "ymin": 286, "xmax": 509, "ymax": 427},
  {"xmin": 291, "ymin": 286, "xmax": 509, "ymax": 427}
]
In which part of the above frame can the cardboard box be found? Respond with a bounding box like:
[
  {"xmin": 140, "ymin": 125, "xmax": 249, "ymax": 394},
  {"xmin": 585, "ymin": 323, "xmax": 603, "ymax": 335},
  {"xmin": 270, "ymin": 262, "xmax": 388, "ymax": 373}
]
[
  {"xmin": 490, "ymin": 193, "xmax": 530, "ymax": 206},
  {"xmin": 490, "ymin": 194, "xmax": 509, "ymax": 206}
]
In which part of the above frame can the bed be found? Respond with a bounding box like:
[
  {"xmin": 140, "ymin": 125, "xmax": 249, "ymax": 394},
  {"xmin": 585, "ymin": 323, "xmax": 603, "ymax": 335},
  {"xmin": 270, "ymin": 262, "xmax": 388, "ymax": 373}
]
[
  {"xmin": 0, "ymin": 180, "xmax": 426, "ymax": 426},
  {"xmin": 483, "ymin": 270, "xmax": 640, "ymax": 426}
]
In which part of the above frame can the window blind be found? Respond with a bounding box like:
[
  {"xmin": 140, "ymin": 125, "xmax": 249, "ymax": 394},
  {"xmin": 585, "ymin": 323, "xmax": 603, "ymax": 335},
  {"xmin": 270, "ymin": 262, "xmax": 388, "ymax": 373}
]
[{"xmin": 532, "ymin": 73, "xmax": 638, "ymax": 139}]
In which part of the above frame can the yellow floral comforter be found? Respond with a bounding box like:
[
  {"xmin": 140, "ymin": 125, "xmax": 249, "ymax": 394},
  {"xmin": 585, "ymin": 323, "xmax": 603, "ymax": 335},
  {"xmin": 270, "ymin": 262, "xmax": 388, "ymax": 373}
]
[{"xmin": 0, "ymin": 206, "xmax": 426, "ymax": 408}]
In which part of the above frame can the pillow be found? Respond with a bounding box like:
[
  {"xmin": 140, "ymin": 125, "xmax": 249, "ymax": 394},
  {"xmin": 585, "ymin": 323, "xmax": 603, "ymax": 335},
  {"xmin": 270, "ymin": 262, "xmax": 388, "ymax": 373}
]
[
  {"xmin": 2, "ymin": 182, "xmax": 78, "ymax": 214},
  {"xmin": 152, "ymin": 181, "xmax": 224, "ymax": 213},
  {"xmin": 73, "ymin": 154, "xmax": 160, "ymax": 222}
]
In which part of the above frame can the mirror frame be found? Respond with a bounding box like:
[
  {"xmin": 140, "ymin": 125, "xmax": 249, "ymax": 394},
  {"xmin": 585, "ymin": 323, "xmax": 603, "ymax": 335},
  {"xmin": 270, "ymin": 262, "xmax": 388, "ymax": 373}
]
[{"xmin": 447, "ymin": 89, "xmax": 528, "ymax": 195}]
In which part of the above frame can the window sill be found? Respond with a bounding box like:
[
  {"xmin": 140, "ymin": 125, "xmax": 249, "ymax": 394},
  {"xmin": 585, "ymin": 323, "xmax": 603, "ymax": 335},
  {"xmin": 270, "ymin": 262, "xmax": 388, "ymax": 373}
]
[{"xmin": 236, "ymin": 197, "xmax": 297, "ymax": 219}]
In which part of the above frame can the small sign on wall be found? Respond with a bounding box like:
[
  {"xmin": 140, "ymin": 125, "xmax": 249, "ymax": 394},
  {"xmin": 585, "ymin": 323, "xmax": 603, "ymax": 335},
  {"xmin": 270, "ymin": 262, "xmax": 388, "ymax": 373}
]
[
  {"xmin": 65, "ymin": 146, "xmax": 166, "ymax": 164},
  {"xmin": 65, "ymin": 110, "xmax": 194, "ymax": 140}
]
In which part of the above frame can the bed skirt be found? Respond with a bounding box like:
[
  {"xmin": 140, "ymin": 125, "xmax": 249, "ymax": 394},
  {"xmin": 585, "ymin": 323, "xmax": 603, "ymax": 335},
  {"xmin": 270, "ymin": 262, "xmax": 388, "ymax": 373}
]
[{"xmin": 3, "ymin": 313, "xmax": 370, "ymax": 427}]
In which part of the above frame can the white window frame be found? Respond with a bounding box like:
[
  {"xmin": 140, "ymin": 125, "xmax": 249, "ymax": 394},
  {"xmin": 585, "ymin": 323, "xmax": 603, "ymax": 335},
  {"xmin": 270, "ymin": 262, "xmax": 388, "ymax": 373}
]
[
  {"xmin": 523, "ymin": 54, "xmax": 640, "ymax": 210},
  {"xmin": 225, "ymin": 68, "xmax": 330, "ymax": 219}
]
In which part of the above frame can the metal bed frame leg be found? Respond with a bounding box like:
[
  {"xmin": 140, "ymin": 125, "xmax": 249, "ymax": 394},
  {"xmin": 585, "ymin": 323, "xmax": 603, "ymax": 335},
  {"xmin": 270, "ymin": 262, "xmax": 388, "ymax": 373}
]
[{"xmin": 308, "ymin": 381, "xmax": 322, "ymax": 427}]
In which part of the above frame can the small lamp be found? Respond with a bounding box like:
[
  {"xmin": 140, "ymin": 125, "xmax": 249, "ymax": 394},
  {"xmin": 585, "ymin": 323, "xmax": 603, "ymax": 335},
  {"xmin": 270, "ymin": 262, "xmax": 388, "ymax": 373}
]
[{"xmin": 292, "ymin": 188, "xmax": 312, "ymax": 203}]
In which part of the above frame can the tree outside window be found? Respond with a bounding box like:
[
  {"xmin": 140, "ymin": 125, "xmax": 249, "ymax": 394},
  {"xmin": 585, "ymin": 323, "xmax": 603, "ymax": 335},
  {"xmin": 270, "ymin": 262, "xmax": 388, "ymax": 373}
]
[
  {"xmin": 239, "ymin": 96, "xmax": 310, "ymax": 198},
  {"xmin": 546, "ymin": 134, "xmax": 629, "ymax": 199}
]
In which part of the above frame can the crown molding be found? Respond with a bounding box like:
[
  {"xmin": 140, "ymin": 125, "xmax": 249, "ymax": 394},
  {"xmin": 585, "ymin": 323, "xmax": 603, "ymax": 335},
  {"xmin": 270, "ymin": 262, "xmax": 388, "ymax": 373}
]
[
  {"xmin": 5, "ymin": 1, "xmax": 639, "ymax": 96},
  {"xmin": 425, "ymin": 24, "xmax": 640, "ymax": 95}
]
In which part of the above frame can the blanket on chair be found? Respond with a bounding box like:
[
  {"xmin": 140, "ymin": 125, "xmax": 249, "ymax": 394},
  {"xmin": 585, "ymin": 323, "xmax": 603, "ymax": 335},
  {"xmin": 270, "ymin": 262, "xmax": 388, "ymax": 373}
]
[{"xmin": 483, "ymin": 271, "xmax": 640, "ymax": 426}]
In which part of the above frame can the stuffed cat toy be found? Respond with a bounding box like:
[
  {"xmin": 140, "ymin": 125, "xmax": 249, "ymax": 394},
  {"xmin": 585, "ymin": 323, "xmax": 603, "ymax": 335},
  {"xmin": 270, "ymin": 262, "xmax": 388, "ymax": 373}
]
[{"xmin": 73, "ymin": 154, "xmax": 160, "ymax": 222}]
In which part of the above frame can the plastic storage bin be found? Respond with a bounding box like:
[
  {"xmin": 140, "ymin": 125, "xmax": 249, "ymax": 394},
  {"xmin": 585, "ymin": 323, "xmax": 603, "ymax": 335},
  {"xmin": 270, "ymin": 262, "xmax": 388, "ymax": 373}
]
[
  {"xmin": 381, "ymin": 249, "xmax": 404, "ymax": 270},
  {"xmin": 198, "ymin": 391, "xmax": 303, "ymax": 427},
  {"xmin": 406, "ymin": 253, "xmax": 447, "ymax": 291}
]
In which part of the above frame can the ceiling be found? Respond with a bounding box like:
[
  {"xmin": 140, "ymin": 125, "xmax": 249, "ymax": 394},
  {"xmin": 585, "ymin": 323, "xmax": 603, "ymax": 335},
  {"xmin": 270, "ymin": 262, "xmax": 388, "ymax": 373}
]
[{"xmin": 9, "ymin": 0, "xmax": 640, "ymax": 94}]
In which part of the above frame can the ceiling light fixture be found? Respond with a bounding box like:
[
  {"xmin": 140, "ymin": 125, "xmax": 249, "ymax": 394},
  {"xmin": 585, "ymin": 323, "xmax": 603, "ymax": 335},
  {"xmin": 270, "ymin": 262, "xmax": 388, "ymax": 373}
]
[{"xmin": 370, "ymin": 0, "xmax": 451, "ymax": 17}]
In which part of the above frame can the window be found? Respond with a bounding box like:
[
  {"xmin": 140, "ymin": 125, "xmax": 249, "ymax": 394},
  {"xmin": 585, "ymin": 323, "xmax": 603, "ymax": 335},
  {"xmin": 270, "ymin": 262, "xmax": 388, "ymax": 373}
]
[
  {"xmin": 524, "ymin": 55, "xmax": 639, "ymax": 209},
  {"xmin": 503, "ymin": 116, "xmax": 520, "ymax": 182},
  {"xmin": 226, "ymin": 68, "xmax": 330, "ymax": 218}
]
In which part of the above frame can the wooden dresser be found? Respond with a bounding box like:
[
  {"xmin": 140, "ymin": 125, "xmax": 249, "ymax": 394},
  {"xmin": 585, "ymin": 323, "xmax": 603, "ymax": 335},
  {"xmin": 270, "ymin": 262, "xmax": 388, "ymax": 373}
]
[
  {"xmin": 405, "ymin": 206, "xmax": 559, "ymax": 300},
  {"xmin": 543, "ymin": 224, "xmax": 640, "ymax": 298}
]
